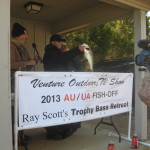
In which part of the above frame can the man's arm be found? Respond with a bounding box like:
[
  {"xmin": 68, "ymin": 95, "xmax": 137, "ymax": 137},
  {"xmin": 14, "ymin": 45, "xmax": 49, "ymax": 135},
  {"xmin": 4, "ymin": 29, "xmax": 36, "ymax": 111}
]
[{"xmin": 58, "ymin": 45, "xmax": 85, "ymax": 61}]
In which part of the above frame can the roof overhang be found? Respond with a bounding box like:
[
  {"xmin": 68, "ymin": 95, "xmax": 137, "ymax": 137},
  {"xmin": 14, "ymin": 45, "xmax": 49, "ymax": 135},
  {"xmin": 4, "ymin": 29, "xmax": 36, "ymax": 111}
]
[{"xmin": 11, "ymin": 0, "xmax": 150, "ymax": 34}]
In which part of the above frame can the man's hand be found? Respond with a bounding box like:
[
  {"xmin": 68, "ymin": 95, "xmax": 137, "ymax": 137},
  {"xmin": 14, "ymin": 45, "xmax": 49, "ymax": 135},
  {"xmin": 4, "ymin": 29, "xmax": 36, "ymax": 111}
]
[
  {"xmin": 25, "ymin": 60, "xmax": 37, "ymax": 66},
  {"xmin": 78, "ymin": 45, "xmax": 86, "ymax": 52},
  {"xmin": 35, "ymin": 55, "xmax": 43, "ymax": 63}
]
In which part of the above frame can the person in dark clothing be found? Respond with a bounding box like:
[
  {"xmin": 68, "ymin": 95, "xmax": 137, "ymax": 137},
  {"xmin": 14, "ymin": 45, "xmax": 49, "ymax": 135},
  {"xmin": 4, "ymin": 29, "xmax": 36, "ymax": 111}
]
[
  {"xmin": 43, "ymin": 34, "xmax": 85, "ymax": 140},
  {"xmin": 60, "ymin": 39, "xmax": 84, "ymax": 72},
  {"xmin": 43, "ymin": 34, "xmax": 85, "ymax": 71}
]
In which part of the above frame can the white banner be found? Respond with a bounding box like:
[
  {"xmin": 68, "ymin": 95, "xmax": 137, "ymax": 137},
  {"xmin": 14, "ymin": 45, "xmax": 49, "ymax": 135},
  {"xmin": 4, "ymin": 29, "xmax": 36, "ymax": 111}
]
[{"xmin": 15, "ymin": 71, "xmax": 133, "ymax": 130}]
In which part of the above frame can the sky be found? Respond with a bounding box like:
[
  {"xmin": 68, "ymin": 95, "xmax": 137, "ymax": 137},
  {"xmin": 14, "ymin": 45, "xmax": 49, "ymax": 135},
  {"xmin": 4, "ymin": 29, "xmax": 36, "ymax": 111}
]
[{"xmin": 146, "ymin": 11, "xmax": 150, "ymax": 16}]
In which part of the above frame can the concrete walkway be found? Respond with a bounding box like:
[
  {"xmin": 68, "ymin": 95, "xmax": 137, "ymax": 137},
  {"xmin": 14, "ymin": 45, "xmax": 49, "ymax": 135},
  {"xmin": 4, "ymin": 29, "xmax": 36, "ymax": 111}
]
[{"xmin": 18, "ymin": 113, "xmax": 150, "ymax": 150}]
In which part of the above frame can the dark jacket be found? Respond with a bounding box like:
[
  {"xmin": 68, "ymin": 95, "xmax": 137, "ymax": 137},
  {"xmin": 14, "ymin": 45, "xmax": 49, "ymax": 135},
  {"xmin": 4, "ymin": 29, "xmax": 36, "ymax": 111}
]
[
  {"xmin": 43, "ymin": 44, "xmax": 83, "ymax": 71},
  {"xmin": 66, "ymin": 57, "xmax": 83, "ymax": 72},
  {"xmin": 43, "ymin": 44, "xmax": 83, "ymax": 139}
]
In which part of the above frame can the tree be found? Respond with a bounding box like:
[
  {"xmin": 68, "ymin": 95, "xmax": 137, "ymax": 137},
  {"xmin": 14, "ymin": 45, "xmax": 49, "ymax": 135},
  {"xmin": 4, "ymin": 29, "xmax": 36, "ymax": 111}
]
[
  {"xmin": 146, "ymin": 16, "xmax": 150, "ymax": 38},
  {"xmin": 64, "ymin": 17, "xmax": 134, "ymax": 70}
]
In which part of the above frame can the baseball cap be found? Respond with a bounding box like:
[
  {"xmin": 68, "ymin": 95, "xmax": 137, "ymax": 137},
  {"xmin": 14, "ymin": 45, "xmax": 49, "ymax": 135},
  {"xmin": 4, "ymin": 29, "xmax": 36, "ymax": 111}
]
[{"xmin": 50, "ymin": 34, "xmax": 63, "ymax": 42}]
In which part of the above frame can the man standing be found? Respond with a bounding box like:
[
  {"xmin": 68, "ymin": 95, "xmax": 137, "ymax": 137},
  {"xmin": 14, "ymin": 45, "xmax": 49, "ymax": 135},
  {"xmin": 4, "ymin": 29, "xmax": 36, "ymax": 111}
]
[
  {"xmin": 11, "ymin": 23, "xmax": 38, "ymax": 92},
  {"xmin": 43, "ymin": 34, "xmax": 85, "ymax": 140},
  {"xmin": 11, "ymin": 23, "xmax": 38, "ymax": 146},
  {"xmin": 43, "ymin": 34, "xmax": 85, "ymax": 71}
]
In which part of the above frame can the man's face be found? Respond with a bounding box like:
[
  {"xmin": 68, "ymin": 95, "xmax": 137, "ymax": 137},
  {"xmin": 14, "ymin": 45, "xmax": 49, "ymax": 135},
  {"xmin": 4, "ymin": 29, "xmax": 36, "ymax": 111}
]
[
  {"xmin": 16, "ymin": 33, "xmax": 28, "ymax": 45},
  {"xmin": 60, "ymin": 42, "xmax": 67, "ymax": 52},
  {"xmin": 52, "ymin": 41, "xmax": 62, "ymax": 49}
]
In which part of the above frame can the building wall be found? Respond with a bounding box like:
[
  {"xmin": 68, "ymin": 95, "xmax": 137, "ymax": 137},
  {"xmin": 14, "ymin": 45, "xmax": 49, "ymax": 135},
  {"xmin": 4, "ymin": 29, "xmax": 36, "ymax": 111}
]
[{"xmin": 11, "ymin": 18, "xmax": 51, "ymax": 71}]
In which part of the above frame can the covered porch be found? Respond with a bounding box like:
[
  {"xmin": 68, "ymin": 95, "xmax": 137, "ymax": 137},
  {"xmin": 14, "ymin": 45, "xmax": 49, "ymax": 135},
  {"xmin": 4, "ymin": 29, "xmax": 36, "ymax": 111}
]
[{"xmin": 0, "ymin": 0, "xmax": 150, "ymax": 150}]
